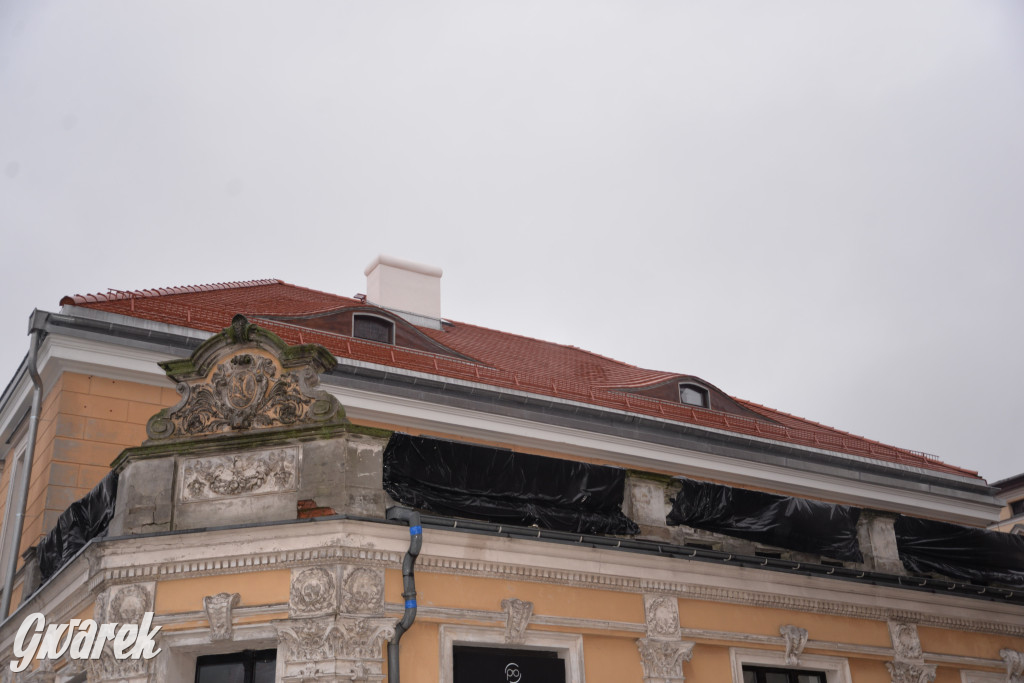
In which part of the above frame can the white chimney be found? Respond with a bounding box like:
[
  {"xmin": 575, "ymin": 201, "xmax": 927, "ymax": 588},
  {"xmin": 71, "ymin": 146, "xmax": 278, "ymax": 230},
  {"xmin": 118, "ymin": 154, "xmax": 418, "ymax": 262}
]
[{"xmin": 364, "ymin": 255, "xmax": 443, "ymax": 327}]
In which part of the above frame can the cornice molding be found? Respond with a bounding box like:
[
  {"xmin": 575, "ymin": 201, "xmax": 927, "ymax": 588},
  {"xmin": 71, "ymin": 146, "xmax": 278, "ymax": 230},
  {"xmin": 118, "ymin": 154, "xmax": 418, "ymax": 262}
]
[{"xmin": 83, "ymin": 531, "xmax": 1024, "ymax": 640}]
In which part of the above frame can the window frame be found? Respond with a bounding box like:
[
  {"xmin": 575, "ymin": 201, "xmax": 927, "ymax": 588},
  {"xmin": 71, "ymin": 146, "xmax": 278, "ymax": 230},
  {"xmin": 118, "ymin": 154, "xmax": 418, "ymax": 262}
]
[
  {"xmin": 151, "ymin": 624, "xmax": 281, "ymax": 683},
  {"xmin": 194, "ymin": 648, "xmax": 276, "ymax": 683},
  {"xmin": 678, "ymin": 383, "xmax": 710, "ymax": 408},
  {"xmin": 352, "ymin": 313, "xmax": 396, "ymax": 345},
  {"xmin": 438, "ymin": 624, "xmax": 584, "ymax": 683},
  {"xmin": 0, "ymin": 439, "xmax": 28, "ymax": 590},
  {"xmin": 730, "ymin": 647, "xmax": 851, "ymax": 683}
]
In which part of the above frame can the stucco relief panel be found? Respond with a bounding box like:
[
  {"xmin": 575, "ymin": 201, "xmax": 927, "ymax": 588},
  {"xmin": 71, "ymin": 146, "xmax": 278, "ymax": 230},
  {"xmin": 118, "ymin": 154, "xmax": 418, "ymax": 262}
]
[{"xmin": 178, "ymin": 447, "xmax": 299, "ymax": 503}]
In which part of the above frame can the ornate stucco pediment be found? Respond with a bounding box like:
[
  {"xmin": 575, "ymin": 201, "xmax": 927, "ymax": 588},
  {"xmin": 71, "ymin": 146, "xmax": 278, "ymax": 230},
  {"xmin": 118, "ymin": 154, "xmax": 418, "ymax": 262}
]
[{"xmin": 146, "ymin": 315, "xmax": 345, "ymax": 441}]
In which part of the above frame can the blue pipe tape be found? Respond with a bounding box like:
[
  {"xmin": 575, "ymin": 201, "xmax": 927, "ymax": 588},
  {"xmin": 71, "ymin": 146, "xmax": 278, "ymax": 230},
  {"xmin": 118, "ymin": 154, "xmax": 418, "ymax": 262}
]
[
  {"xmin": 405, "ymin": 599, "xmax": 417, "ymax": 609},
  {"xmin": 409, "ymin": 525, "xmax": 422, "ymax": 535}
]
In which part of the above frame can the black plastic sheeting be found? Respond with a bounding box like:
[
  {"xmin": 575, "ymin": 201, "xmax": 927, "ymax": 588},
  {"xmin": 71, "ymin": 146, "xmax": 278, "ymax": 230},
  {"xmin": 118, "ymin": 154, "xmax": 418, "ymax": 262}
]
[
  {"xmin": 37, "ymin": 471, "xmax": 118, "ymax": 582},
  {"xmin": 894, "ymin": 515, "xmax": 1024, "ymax": 587},
  {"xmin": 382, "ymin": 433, "xmax": 639, "ymax": 535},
  {"xmin": 666, "ymin": 477, "xmax": 863, "ymax": 562}
]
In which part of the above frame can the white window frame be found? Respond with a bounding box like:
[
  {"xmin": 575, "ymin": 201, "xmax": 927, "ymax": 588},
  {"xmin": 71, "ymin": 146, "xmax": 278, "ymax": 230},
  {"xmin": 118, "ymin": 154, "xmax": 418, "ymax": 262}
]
[
  {"xmin": 0, "ymin": 440, "xmax": 28, "ymax": 588},
  {"xmin": 151, "ymin": 623, "xmax": 280, "ymax": 682},
  {"xmin": 438, "ymin": 624, "xmax": 585, "ymax": 683},
  {"xmin": 730, "ymin": 647, "xmax": 851, "ymax": 683}
]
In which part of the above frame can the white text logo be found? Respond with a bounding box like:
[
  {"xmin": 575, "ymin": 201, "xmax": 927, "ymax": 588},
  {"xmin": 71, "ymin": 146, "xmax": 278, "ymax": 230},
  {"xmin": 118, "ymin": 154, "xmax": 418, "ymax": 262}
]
[{"xmin": 10, "ymin": 612, "xmax": 162, "ymax": 672}]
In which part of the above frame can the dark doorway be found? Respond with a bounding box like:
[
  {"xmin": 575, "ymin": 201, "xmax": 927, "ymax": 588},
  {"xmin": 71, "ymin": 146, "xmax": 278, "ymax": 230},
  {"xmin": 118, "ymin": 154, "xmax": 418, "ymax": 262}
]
[
  {"xmin": 743, "ymin": 665, "xmax": 827, "ymax": 683},
  {"xmin": 195, "ymin": 649, "xmax": 276, "ymax": 683},
  {"xmin": 454, "ymin": 646, "xmax": 566, "ymax": 683}
]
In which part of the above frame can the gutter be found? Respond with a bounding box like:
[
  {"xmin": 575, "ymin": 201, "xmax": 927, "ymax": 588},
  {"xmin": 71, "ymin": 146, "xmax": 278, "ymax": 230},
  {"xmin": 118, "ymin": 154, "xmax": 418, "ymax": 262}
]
[{"xmin": 0, "ymin": 311, "xmax": 47, "ymax": 618}]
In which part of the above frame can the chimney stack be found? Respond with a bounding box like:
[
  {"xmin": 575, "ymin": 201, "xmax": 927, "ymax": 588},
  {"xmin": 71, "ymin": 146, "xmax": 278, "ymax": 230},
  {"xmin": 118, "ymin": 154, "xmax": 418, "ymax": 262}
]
[{"xmin": 364, "ymin": 255, "xmax": 443, "ymax": 327}]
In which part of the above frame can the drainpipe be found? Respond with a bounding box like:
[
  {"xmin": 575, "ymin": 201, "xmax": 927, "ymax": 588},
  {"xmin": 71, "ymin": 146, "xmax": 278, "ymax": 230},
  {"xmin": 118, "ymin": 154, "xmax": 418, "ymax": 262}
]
[
  {"xmin": 1, "ymin": 311, "xmax": 46, "ymax": 619},
  {"xmin": 386, "ymin": 507, "xmax": 422, "ymax": 683}
]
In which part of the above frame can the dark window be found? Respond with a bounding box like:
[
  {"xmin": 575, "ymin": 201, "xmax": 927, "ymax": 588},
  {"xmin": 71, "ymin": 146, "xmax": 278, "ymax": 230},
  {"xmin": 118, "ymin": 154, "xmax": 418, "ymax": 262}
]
[
  {"xmin": 679, "ymin": 383, "xmax": 709, "ymax": 407},
  {"xmin": 742, "ymin": 665, "xmax": 827, "ymax": 683},
  {"xmin": 353, "ymin": 314, "xmax": 394, "ymax": 344},
  {"xmin": 1011, "ymin": 499, "xmax": 1024, "ymax": 516},
  {"xmin": 195, "ymin": 649, "xmax": 276, "ymax": 683},
  {"xmin": 454, "ymin": 646, "xmax": 564, "ymax": 683}
]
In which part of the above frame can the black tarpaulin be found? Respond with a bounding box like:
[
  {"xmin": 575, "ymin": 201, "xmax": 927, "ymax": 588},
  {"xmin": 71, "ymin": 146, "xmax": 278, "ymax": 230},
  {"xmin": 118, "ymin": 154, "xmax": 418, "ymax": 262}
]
[
  {"xmin": 894, "ymin": 515, "xmax": 1024, "ymax": 587},
  {"xmin": 666, "ymin": 477, "xmax": 863, "ymax": 562},
  {"xmin": 382, "ymin": 433, "xmax": 639, "ymax": 535},
  {"xmin": 38, "ymin": 471, "xmax": 118, "ymax": 581}
]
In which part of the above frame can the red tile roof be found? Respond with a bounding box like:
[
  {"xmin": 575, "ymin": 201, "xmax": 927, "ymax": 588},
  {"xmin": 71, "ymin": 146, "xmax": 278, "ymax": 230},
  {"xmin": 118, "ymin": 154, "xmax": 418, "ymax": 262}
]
[{"xmin": 60, "ymin": 280, "xmax": 979, "ymax": 479}]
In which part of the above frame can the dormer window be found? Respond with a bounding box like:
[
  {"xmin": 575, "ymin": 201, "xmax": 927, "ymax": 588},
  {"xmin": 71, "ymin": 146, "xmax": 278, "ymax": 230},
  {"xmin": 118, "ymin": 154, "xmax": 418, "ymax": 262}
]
[
  {"xmin": 353, "ymin": 314, "xmax": 395, "ymax": 344},
  {"xmin": 679, "ymin": 383, "xmax": 709, "ymax": 408}
]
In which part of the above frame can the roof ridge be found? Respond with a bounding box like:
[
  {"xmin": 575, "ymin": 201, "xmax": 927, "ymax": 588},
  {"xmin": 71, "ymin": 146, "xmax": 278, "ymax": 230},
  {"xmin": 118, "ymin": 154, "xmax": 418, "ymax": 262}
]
[
  {"xmin": 59, "ymin": 279, "xmax": 284, "ymax": 306},
  {"xmin": 273, "ymin": 279, "xmax": 361, "ymax": 304}
]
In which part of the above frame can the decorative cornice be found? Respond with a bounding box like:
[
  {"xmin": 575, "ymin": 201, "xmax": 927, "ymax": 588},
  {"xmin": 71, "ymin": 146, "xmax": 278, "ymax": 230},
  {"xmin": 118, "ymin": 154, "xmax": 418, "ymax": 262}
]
[
  {"xmin": 412, "ymin": 555, "xmax": 1024, "ymax": 637},
  {"xmin": 101, "ymin": 546, "xmax": 403, "ymax": 586},
  {"xmin": 87, "ymin": 546, "xmax": 1024, "ymax": 638}
]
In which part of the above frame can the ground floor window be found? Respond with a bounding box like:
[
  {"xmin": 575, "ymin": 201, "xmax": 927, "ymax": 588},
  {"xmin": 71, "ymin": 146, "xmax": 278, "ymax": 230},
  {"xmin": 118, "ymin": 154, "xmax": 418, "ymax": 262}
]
[
  {"xmin": 743, "ymin": 665, "xmax": 827, "ymax": 683},
  {"xmin": 195, "ymin": 649, "xmax": 276, "ymax": 683},
  {"xmin": 454, "ymin": 646, "xmax": 565, "ymax": 683}
]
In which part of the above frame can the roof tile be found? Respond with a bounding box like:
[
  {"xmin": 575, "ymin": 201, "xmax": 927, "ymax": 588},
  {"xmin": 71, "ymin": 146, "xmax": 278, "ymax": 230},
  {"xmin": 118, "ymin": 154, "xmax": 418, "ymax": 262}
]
[{"xmin": 59, "ymin": 280, "xmax": 979, "ymax": 479}]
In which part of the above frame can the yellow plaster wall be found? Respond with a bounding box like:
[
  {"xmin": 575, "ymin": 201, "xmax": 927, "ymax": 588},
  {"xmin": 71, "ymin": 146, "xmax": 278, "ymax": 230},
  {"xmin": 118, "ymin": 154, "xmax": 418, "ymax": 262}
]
[
  {"xmin": 685, "ymin": 643, "xmax": 734, "ymax": 681},
  {"xmin": 386, "ymin": 570, "xmax": 644, "ymax": 625},
  {"xmin": 917, "ymin": 624, "xmax": 1024, "ymax": 660},
  {"xmin": 677, "ymin": 597, "xmax": 892, "ymax": 648},
  {"xmin": 582, "ymin": 634, "xmax": 644, "ymax": 682},
  {"xmin": 935, "ymin": 665, "xmax": 970, "ymax": 683},
  {"xmin": 154, "ymin": 570, "xmax": 292, "ymax": 614},
  {"xmin": 390, "ymin": 621, "xmax": 438, "ymax": 683}
]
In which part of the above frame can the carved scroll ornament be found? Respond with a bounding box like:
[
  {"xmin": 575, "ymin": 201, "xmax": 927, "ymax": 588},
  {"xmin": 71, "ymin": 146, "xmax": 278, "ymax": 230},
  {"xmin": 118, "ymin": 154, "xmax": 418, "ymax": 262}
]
[
  {"xmin": 146, "ymin": 315, "xmax": 344, "ymax": 441},
  {"xmin": 204, "ymin": 592, "xmax": 241, "ymax": 642},
  {"xmin": 780, "ymin": 624, "xmax": 808, "ymax": 666},
  {"xmin": 501, "ymin": 598, "xmax": 534, "ymax": 644},
  {"xmin": 1002, "ymin": 649, "xmax": 1024, "ymax": 683}
]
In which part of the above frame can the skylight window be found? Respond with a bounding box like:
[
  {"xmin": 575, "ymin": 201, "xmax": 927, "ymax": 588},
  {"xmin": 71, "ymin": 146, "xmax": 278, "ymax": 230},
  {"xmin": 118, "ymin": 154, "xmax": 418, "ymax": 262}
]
[
  {"xmin": 353, "ymin": 314, "xmax": 394, "ymax": 344},
  {"xmin": 679, "ymin": 383, "xmax": 709, "ymax": 408}
]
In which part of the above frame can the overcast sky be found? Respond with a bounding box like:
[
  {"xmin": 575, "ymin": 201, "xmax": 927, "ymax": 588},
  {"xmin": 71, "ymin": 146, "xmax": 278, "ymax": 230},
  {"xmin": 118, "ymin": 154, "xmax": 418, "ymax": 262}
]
[{"xmin": 1, "ymin": 1, "xmax": 1022, "ymax": 483}]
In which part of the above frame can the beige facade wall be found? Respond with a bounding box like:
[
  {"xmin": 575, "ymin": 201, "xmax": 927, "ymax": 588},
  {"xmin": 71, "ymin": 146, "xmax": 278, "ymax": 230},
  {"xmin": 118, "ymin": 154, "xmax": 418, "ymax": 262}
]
[
  {"xmin": 129, "ymin": 560, "xmax": 1022, "ymax": 682},
  {"xmin": 1, "ymin": 372, "xmax": 177, "ymax": 564}
]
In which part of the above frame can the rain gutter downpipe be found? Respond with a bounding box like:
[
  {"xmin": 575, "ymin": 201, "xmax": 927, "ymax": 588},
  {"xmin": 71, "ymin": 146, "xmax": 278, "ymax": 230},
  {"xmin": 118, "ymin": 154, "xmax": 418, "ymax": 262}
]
[
  {"xmin": 386, "ymin": 507, "xmax": 422, "ymax": 683},
  {"xmin": 1, "ymin": 311, "xmax": 47, "ymax": 620}
]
